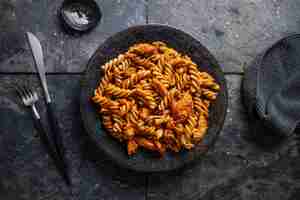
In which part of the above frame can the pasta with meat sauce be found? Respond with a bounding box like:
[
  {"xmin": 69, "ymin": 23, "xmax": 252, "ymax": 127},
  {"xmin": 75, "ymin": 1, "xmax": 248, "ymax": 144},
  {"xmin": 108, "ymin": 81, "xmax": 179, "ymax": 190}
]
[{"xmin": 91, "ymin": 41, "xmax": 220, "ymax": 156}]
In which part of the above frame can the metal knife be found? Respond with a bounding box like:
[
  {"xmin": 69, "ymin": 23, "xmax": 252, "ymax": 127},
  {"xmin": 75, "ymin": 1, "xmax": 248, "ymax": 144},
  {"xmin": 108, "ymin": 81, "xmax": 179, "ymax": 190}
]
[{"xmin": 26, "ymin": 32, "xmax": 71, "ymax": 186}]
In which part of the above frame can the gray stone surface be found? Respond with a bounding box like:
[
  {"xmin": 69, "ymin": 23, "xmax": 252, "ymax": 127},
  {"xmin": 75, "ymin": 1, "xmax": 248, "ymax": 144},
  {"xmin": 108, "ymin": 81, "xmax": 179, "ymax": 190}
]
[
  {"xmin": 148, "ymin": 0, "xmax": 300, "ymax": 73},
  {"xmin": 0, "ymin": 0, "xmax": 146, "ymax": 73},
  {"xmin": 0, "ymin": 74, "xmax": 298, "ymax": 199},
  {"xmin": 0, "ymin": 75, "xmax": 146, "ymax": 200},
  {"xmin": 1, "ymin": 0, "xmax": 300, "ymax": 199},
  {"xmin": 200, "ymin": 155, "xmax": 300, "ymax": 200},
  {"xmin": 147, "ymin": 75, "xmax": 298, "ymax": 200}
]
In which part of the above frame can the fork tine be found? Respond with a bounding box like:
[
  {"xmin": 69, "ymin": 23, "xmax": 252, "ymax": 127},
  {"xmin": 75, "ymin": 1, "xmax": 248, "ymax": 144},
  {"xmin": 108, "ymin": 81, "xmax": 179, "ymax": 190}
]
[
  {"xmin": 15, "ymin": 84, "xmax": 27, "ymax": 100},
  {"xmin": 29, "ymin": 87, "xmax": 39, "ymax": 101},
  {"xmin": 25, "ymin": 86, "xmax": 33, "ymax": 99},
  {"xmin": 15, "ymin": 84, "xmax": 23, "ymax": 98},
  {"xmin": 20, "ymin": 85, "xmax": 30, "ymax": 99}
]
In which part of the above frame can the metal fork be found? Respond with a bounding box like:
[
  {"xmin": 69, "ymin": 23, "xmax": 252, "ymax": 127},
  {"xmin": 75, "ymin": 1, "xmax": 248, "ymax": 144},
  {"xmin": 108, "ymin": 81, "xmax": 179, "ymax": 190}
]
[
  {"xmin": 16, "ymin": 85, "xmax": 40, "ymax": 120},
  {"xmin": 16, "ymin": 85, "xmax": 71, "ymax": 186}
]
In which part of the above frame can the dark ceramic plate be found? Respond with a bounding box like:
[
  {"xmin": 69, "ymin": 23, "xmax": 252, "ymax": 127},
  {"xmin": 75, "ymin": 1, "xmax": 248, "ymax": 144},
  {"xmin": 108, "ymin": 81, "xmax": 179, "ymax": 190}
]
[{"xmin": 80, "ymin": 24, "xmax": 228, "ymax": 172}]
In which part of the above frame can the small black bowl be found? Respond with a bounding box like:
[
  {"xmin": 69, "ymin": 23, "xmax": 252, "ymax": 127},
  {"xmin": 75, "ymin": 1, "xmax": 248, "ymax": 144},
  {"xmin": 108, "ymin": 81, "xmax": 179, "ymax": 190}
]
[{"xmin": 59, "ymin": 0, "xmax": 101, "ymax": 33}]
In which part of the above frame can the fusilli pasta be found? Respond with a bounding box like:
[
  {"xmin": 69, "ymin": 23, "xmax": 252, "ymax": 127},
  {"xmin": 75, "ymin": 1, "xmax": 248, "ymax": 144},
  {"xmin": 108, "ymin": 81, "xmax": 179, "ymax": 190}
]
[{"xmin": 91, "ymin": 42, "xmax": 220, "ymax": 156}]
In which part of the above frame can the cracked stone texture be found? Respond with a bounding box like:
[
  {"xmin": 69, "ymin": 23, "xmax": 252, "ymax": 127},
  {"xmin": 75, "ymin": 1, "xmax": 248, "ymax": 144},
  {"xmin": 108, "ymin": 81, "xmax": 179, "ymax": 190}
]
[
  {"xmin": 0, "ymin": 75, "xmax": 298, "ymax": 200},
  {"xmin": 148, "ymin": 0, "xmax": 300, "ymax": 73},
  {"xmin": 0, "ymin": 0, "xmax": 146, "ymax": 73},
  {"xmin": 147, "ymin": 75, "xmax": 298, "ymax": 200},
  {"xmin": 1, "ymin": 0, "xmax": 300, "ymax": 199},
  {"xmin": 200, "ymin": 156, "xmax": 300, "ymax": 200},
  {"xmin": 0, "ymin": 75, "xmax": 146, "ymax": 200}
]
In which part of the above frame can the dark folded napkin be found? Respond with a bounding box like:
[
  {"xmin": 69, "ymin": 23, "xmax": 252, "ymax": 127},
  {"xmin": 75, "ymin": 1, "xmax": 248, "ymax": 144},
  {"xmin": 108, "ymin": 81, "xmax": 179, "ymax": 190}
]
[{"xmin": 243, "ymin": 34, "xmax": 300, "ymax": 138}]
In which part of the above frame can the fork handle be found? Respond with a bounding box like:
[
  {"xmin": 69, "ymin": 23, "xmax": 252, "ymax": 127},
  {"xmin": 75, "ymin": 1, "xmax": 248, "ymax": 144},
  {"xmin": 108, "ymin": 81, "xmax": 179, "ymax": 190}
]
[
  {"xmin": 31, "ymin": 112, "xmax": 71, "ymax": 186},
  {"xmin": 32, "ymin": 104, "xmax": 40, "ymax": 119},
  {"xmin": 46, "ymin": 102, "xmax": 69, "ymax": 171}
]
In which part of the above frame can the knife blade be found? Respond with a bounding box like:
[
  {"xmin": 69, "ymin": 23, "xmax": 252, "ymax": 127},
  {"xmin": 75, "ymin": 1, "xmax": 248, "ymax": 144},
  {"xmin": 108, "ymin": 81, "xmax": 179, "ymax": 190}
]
[
  {"xmin": 26, "ymin": 32, "xmax": 51, "ymax": 103},
  {"xmin": 26, "ymin": 32, "xmax": 71, "ymax": 186}
]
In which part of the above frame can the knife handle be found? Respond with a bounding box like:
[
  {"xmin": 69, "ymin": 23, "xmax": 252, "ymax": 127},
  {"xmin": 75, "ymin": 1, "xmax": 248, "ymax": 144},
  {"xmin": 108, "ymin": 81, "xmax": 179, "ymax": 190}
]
[
  {"xmin": 46, "ymin": 102, "xmax": 70, "ymax": 175},
  {"xmin": 32, "ymin": 113, "xmax": 71, "ymax": 186},
  {"xmin": 33, "ymin": 116, "xmax": 57, "ymax": 162}
]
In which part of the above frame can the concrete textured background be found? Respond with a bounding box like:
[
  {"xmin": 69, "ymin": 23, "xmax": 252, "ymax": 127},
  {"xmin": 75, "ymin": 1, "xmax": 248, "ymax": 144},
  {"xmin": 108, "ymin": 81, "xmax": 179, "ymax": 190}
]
[{"xmin": 0, "ymin": 0, "xmax": 300, "ymax": 199}]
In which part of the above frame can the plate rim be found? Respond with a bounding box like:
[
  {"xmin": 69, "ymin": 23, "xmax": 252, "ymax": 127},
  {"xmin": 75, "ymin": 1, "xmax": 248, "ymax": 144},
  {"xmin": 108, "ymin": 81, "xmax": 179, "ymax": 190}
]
[{"xmin": 80, "ymin": 23, "xmax": 228, "ymax": 172}]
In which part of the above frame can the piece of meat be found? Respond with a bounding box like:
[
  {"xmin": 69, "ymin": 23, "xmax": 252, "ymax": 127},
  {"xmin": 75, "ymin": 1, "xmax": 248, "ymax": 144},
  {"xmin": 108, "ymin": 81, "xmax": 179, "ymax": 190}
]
[
  {"xmin": 132, "ymin": 43, "xmax": 158, "ymax": 55},
  {"xmin": 171, "ymin": 93, "xmax": 193, "ymax": 123},
  {"xmin": 135, "ymin": 137, "xmax": 157, "ymax": 151},
  {"xmin": 127, "ymin": 139, "xmax": 139, "ymax": 155},
  {"xmin": 154, "ymin": 141, "xmax": 166, "ymax": 156},
  {"xmin": 140, "ymin": 107, "xmax": 151, "ymax": 120},
  {"xmin": 124, "ymin": 125, "xmax": 135, "ymax": 139},
  {"xmin": 166, "ymin": 119, "xmax": 176, "ymax": 129},
  {"xmin": 152, "ymin": 79, "xmax": 168, "ymax": 96}
]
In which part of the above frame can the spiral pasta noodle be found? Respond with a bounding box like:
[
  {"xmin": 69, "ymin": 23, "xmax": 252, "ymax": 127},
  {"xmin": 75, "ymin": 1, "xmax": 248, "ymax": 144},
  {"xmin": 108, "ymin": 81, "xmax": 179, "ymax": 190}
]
[{"xmin": 91, "ymin": 42, "xmax": 220, "ymax": 156}]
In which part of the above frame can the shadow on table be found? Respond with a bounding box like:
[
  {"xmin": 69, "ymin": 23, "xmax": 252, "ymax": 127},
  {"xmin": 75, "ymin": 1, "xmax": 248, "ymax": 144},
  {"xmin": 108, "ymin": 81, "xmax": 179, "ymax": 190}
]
[
  {"xmin": 76, "ymin": 127, "xmax": 147, "ymax": 194},
  {"xmin": 242, "ymin": 110, "xmax": 290, "ymax": 152}
]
